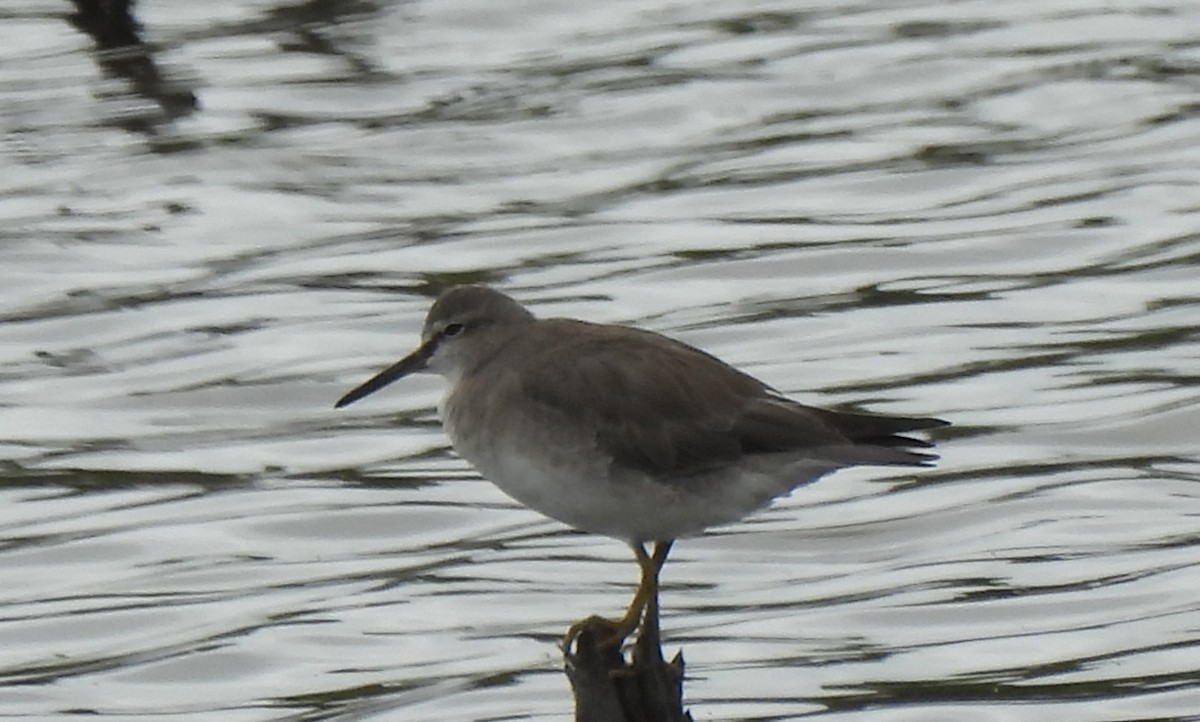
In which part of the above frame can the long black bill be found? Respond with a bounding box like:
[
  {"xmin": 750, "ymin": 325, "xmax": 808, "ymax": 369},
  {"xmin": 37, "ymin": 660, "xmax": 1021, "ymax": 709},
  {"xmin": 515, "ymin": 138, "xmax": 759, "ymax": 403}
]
[{"xmin": 334, "ymin": 342, "xmax": 434, "ymax": 409}]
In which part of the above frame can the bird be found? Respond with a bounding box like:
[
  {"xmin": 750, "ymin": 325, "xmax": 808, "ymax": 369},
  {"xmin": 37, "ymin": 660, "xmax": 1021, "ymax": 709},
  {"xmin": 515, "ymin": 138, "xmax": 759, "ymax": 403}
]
[{"xmin": 335, "ymin": 285, "xmax": 947, "ymax": 648}]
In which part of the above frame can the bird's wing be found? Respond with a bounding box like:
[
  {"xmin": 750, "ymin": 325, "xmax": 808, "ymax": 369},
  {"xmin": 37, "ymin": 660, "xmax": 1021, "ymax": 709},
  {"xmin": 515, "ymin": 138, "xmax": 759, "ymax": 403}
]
[{"xmin": 516, "ymin": 321, "xmax": 852, "ymax": 476}]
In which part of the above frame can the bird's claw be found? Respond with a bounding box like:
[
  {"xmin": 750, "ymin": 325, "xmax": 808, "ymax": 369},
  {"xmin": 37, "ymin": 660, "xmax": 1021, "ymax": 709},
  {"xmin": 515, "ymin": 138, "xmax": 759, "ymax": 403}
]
[{"xmin": 563, "ymin": 614, "xmax": 636, "ymax": 653}]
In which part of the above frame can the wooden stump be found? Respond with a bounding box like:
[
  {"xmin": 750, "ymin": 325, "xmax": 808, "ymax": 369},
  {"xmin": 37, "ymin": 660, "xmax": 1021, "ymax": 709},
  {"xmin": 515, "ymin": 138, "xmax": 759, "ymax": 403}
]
[{"xmin": 564, "ymin": 596, "xmax": 692, "ymax": 722}]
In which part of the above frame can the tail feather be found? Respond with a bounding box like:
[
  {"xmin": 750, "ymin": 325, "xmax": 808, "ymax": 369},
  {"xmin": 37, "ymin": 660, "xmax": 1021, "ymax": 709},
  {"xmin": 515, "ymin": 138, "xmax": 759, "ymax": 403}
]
[
  {"xmin": 813, "ymin": 407, "xmax": 948, "ymax": 443},
  {"xmin": 810, "ymin": 407, "xmax": 947, "ymax": 468},
  {"xmin": 735, "ymin": 399, "xmax": 948, "ymax": 469}
]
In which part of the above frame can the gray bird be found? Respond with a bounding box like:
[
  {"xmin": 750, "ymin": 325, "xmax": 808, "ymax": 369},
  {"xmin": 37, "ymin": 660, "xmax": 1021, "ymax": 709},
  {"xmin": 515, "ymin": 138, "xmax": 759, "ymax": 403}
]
[{"xmin": 336, "ymin": 286, "xmax": 947, "ymax": 646}]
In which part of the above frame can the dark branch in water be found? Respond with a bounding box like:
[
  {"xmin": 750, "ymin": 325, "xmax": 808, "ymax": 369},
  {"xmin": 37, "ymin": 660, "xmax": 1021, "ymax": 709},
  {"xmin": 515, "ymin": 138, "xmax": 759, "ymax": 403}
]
[{"xmin": 67, "ymin": 0, "xmax": 198, "ymax": 136}]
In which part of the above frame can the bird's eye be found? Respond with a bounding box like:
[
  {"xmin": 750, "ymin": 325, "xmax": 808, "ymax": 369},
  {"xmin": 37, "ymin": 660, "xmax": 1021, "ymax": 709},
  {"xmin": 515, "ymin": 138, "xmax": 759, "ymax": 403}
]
[{"xmin": 443, "ymin": 322, "xmax": 465, "ymax": 337}]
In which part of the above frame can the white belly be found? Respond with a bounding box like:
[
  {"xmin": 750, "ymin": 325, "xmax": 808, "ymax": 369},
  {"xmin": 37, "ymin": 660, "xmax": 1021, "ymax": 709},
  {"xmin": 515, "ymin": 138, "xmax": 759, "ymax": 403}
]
[{"xmin": 442, "ymin": 392, "xmax": 834, "ymax": 541}]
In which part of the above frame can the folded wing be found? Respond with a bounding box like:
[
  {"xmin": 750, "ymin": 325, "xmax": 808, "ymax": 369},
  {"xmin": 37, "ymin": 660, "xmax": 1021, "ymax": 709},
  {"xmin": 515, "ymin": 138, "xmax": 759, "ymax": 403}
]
[{"xmin": 518, "ymin": 320, "xmax": 946, "ymax": 477}]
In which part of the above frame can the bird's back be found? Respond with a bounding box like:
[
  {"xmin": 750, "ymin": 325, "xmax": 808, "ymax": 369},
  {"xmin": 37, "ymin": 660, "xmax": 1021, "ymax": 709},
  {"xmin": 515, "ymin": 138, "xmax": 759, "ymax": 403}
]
[{"xmin": 450, "ymin": 316, "xmax": 943, "ymax": 477}]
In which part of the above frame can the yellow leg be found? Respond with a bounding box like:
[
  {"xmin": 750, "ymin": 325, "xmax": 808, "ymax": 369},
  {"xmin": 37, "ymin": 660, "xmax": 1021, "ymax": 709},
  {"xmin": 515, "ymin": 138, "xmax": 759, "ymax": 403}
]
[
  {"xmin": 563, "ymin": 540, "xmax": 674, "ymax": 652},
  {"xmin": 640, "ymin": 540, "xmax": 672, "ymax": 642}
]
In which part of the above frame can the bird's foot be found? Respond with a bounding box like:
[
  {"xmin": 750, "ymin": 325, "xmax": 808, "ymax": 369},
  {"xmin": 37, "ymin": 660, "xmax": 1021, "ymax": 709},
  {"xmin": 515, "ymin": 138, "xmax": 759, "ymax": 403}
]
[{"xmin": 562, "ymin": 614, "xmax": 637, "ymax": 654}]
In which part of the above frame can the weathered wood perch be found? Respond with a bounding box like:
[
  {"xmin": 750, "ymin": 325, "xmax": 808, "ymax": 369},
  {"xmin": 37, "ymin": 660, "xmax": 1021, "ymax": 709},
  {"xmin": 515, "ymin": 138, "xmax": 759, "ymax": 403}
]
[{"xmin": 564, "ymin": 593, "xmax": 693, "ymax": 722}]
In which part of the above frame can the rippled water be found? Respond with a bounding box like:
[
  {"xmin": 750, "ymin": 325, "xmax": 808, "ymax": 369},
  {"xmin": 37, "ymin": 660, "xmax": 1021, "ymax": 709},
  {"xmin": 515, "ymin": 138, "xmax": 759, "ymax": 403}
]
[{"xmin": 3, "ymin": 0, "xmax": 1200, "ymax": 720}]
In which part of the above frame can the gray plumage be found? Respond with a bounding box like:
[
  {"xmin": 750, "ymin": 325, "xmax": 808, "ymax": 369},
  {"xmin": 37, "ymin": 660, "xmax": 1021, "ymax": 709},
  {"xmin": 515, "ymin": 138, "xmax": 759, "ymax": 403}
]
[{"xmin": 338, "ymin": 285, "xmax": 947, "ymax": 542}]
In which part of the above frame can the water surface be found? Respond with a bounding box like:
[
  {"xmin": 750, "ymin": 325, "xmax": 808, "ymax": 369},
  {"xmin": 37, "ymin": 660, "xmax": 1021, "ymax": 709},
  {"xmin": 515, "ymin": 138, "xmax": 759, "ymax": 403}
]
[{"xmin": 2, "ymin": 0, "xmax": 1200, "ymax": 719}]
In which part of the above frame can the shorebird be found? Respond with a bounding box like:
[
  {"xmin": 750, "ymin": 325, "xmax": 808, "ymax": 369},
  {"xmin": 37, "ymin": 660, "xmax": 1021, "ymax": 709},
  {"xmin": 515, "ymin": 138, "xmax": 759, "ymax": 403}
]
[{"xmin": 336, "ymin": 286, "xmax": 947, "ymax": 647}]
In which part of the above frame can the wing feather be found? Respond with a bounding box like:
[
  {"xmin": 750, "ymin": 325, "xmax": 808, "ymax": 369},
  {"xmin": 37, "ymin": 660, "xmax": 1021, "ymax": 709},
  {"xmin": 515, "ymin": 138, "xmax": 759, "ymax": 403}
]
[{"xmin": 513, "ymin": 319, "xmax": 945, "ymax": 476}]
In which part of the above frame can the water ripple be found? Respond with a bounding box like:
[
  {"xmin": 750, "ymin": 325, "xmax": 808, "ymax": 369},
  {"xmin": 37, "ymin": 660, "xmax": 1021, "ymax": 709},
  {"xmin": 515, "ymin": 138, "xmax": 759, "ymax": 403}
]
[{"xmin": 3, "ymin": 0, "xmax": 1200, "ymax": 719}]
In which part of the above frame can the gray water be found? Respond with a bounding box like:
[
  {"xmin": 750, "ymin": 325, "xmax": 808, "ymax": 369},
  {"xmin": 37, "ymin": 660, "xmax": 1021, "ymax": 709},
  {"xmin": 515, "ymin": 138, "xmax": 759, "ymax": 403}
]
[{"xmin": 3, "ymin": 0, "xmax": 1200, "ymax": 720}]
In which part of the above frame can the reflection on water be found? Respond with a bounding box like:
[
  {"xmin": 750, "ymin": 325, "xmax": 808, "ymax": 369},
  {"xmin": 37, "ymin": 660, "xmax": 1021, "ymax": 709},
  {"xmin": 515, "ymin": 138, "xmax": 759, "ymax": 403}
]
[{"xmin": 2, "ymin": 0, "xmax": 1200, "ymax": 719}]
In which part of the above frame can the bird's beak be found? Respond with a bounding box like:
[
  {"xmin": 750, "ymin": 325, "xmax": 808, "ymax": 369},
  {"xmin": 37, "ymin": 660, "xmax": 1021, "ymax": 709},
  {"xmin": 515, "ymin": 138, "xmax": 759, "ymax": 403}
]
[{"xmin": 334, "ymin": 340, "xmax": 434, "ymax": 408}]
